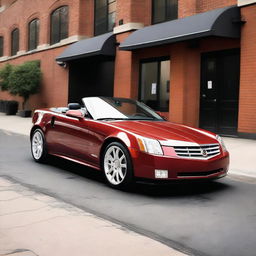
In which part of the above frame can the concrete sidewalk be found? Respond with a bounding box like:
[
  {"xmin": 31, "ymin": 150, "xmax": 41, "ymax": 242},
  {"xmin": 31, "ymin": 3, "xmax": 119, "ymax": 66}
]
[
  {"xmin": 0, "ymin": 177, "xmax": 186, "ymax": 256},
  {"xmin": 0, "ymin": 112, "xmax": 255, "ymax": 178}
]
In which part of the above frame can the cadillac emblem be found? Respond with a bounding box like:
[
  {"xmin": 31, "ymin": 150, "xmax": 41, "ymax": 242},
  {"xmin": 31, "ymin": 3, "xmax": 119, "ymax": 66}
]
[{"xmin": 202, "ymin": 149, "xmax": 208, "ymax": 157}]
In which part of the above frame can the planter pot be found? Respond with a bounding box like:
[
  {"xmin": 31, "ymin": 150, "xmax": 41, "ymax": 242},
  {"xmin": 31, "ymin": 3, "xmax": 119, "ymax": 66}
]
[
  {"xmin": 0, "ymin": 100, "xmax": 7, "ymax": 113},
  {"xmin": 5, "ymin": 101, "xmax": 18, "ymax": 115},
  {"xmin": 18, "ymin": 110, "xmax": 32, "ymax": 117}
]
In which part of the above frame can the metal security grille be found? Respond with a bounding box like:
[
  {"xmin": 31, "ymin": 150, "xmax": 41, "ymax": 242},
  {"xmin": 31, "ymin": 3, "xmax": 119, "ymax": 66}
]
[{"xmin": 173, "ymin": 144, "xmax": 220, "ymax": 159}]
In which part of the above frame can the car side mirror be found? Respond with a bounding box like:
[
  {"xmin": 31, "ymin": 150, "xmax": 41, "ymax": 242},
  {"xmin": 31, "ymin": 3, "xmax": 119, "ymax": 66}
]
[
  {"xmin": 68, "ymin": 103, "xmax": 81, "ymax": 110},
  {"xmin": 66, "ymin": 110, "xmax": 84, "ymax": 120}
]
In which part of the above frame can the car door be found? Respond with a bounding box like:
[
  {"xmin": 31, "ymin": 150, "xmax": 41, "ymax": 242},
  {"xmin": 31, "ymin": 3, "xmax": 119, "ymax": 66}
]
[{"xmin": 46, "ymin": 114, "xmax": 93, "ymax": 163}]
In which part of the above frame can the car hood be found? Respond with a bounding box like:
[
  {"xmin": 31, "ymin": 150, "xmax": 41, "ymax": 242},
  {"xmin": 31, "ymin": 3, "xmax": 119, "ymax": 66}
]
[{"xmin": 109, "ymin": 121, "xmax": 218, "ymax": 144}]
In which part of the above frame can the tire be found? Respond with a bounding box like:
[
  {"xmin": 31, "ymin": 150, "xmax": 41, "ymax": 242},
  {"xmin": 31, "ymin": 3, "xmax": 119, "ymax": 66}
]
[
  {"xmin": 102, "ymin": 142, "xmax": 133, "ymax": 189},
  {"xmin": 31, "ymin": 129, "xmax": 48, "ymax": 163}
]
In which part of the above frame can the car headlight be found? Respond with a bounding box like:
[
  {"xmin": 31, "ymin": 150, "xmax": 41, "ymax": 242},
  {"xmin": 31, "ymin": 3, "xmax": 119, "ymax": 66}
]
[
  {"xmin": 137, "ymin": 137, "xmax": 163, "ymax": 155},
  {"xmin": 216, "ymin": 135, "xmax": 227, "ymax": 152}
]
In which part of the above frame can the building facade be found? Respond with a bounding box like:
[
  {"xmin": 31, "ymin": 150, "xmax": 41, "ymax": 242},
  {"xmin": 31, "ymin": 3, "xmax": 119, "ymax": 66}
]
[{"xmin": 0, "ymin": 0, "xmax": 255, "ymax": 138}]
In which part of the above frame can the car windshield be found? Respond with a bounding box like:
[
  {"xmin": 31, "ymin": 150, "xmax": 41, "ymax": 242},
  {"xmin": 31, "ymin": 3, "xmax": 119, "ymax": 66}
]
[{"xmin": 82, "ymin": 97, "xmax": 164, "ymax": 121}]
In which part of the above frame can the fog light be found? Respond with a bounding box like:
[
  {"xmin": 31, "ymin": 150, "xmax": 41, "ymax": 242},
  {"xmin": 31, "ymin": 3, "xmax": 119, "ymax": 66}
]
[{"xmin": 155, "ymin": 170, "xmax": 168, "ymax": 179}]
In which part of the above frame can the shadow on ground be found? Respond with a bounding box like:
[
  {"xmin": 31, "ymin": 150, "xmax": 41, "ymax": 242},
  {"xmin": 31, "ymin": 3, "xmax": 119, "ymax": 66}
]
[{"xmin": 42, "ymin": 155, "xmax": 232, "ymax": 198}]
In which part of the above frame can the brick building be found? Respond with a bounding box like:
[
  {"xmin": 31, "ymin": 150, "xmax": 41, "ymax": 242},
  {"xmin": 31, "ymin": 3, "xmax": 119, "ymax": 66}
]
[{"xmin": 0, "ymin": 0, "xmax": 255, "ymax": 138}]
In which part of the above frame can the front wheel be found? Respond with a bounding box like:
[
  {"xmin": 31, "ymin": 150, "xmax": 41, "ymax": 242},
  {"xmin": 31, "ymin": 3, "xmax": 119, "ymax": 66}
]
[
  {"xmin": 31, "ymin": 129, "xmax": 48, "ymax": 163},
  {"xmin": 102, "ymin": 142, "xmax": 133, "ymax": 189}
]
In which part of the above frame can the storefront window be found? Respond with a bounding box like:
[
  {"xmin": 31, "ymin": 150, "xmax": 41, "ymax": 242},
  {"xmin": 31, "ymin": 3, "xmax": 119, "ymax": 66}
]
[
  {"xmin": 95, "ymin": 0, "xmax": 116, "ymax": 36},
  {"xmin": 140, "ymin": 59, "xmax": 170, "ymax": 112},
  {"xmin": 152, "ymin": 0, "xmax": 178, "ymax": 24}
]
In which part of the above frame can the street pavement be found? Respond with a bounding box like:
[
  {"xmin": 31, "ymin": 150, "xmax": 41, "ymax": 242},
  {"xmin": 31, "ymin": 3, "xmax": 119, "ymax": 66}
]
[{"xmin": 0, "ymin": 113, "xmax": 256, "ymax": 256}]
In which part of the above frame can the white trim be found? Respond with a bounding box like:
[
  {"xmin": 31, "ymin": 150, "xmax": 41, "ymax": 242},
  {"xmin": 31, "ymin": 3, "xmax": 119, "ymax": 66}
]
[
  {"xmin": 114, "ymin": 22, "xmax": 144, "ymax": 34},
  {"xmin": 0, "ymin": 5, "xmax": 6, "ymax": 12},
  {"xmin": 17, "ymin": 50, "xmax": 26, "ymax": 56},
  {"xmin": 0, "ymin": 56, "xmax": 8, "ymax": 61},
  {"xmin": 37, "ymin": 44, "xmax": 50, "ymax": 51},
  {"xmin": 238, "ymin": 0, "xmax": 256, "ymax": 6},
  {"xmin": 0, "ymin": 35, "xmax": 87, "ymax": 63}
]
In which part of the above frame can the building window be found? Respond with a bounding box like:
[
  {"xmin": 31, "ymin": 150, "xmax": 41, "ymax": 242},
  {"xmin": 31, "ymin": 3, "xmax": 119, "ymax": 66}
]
[
  {"xmin": 140, "ymin": 58, "xmax": 170, "ymax": 112},
  {"xmin": 0, "ymin": 37, "xmax": 3, "ymax": 57},
  {"xmin": 28, "ymin": 19, "xmax": 39, "ymax": 51},
  {"xmin": 50, "ymin": 6, "xmax": 68, "ymax": 45},
  {"xmin": 94, "ymin": 0, "xmax": 116, "ymax": 36},
  {"xmin": 11, "ymin": 28, "xmax": 19, "ymax": 56},
  {"xmin": 152, "ymin": 0, "xmax": 178, "ymax": 24}
]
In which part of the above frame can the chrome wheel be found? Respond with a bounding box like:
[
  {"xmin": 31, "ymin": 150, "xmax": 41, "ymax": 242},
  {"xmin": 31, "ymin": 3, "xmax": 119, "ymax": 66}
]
[
  {"xmin": 104, "ymin": 145, "xmax": 128, "ymax": 185},
  {"xmin": 32, "ymin": 130, "xmax": 44, "ymax": 160}
]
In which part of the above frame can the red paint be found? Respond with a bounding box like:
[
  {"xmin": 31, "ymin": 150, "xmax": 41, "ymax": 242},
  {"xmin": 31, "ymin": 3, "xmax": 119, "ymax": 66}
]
[{"xmin": 31, "ymin": 108, "xmax": 229, "ymax": 182}]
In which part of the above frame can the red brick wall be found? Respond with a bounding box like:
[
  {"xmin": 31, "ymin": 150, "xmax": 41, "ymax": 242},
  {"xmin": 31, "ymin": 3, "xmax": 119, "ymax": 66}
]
[
  {"xmin": 79, "ymin": 0, "xmax": 94, "ymax": 37},
  {"xmin": 239, "ymin": 5, "xmax": 256, "ymax": 134},
  {"xmin": 196, "ymin": 0, "xmax": 237, "ymax": 13},
  {"xmin": 114, "ymin": 32, "xmax": 139, "ymax": 99},
  {"xmin": 114, "ymin": 36, "xmax": 239, "ymax": 128},
  {"xmin": 0, "ymin": 46, "xmax": 68, "ymax": 110},
  {"xmin": 0, "ymin": 0, "xmax": 87, "ymax": 110},
  {"xmin": 116, "ymin": 0, "xmax": 151, "ymax": 26},
  {"xmin": 116, "ymin": 0, "xmax": 238, "ymax": 26},
  {"xmin": 179, "ymin": 0, "xmax": 197, "ymax": 18}
]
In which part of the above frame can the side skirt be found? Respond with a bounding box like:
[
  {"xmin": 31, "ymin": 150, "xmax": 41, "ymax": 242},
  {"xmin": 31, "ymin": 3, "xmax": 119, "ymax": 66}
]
[{"xmin": 50, "ymin": 153, "xmax": 101, "ymax": 171}]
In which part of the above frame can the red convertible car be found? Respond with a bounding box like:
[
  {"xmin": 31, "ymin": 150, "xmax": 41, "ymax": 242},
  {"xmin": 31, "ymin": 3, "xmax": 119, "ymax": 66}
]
[{"xmin": 30, "ymin": 97, "xmax": 229, "ymax": 188}]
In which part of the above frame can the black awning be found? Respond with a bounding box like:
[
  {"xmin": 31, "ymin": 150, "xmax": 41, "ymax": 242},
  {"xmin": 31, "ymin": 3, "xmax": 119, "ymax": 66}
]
[
  {"xmin": 120, "ymin": 6, "xmax": 241, "ymax": 51},
  {"xmin": 56, "ymin": 32, "xmax": 116, "ymax": 62}
]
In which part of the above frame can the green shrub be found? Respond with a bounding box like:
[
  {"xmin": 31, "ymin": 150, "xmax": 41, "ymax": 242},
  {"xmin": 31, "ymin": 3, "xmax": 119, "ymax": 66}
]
[
  {"xmin": 8, "ymin": 60, "xmax": 42, "ymax": 109},
  {"xmin": 0, "ymin": 63, "xmax": 13, "ymax": 91}
]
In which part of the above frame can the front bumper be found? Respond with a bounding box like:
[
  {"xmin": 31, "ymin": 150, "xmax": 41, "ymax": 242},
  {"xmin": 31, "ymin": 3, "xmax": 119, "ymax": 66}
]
[{"xmin": 131, "ymin": 149, "xmax": 229, "ymax": 181}]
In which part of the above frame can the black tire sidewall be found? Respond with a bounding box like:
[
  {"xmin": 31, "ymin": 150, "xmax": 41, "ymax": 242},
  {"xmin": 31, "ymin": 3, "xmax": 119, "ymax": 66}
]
[
  {"xmin": 102, "ymin": 142, "xmax": 133, "ymax": 189},
  {"xmin": 31, "ymin": 129, "xmax": 48, "ymax": 163}
]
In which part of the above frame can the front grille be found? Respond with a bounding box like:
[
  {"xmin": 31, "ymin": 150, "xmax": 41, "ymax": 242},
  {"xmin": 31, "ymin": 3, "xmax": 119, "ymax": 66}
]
[
  {"xmin": 178, "ymin": 168, "xmax": 223, "ymax": 177},
  {"xmin": 173, "ymin": 144, "xmax": 220, "ymax": 159}
]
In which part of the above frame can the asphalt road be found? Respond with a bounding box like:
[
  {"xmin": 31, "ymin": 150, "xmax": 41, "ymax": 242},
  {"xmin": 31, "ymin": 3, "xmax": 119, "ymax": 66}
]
[{"xmin": 0, "ymin": 129, "xmax": 256, "ymax": 256}]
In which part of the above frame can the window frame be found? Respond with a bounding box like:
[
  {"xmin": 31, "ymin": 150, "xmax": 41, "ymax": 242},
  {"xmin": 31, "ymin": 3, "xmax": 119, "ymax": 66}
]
[
  {"xmin": 11, "ymin": 28, "xmax": 19, "ymax": 56},
  {"xmin": 139, "ymin": 56, "xmax": 170, "ymax": 112},
  {"xmin": 152, "ymin": 0, "xmax": 178, "ymax": 25},
  {"xmin": 50, "ymin": 5, "xmax": 69, "ymax": 45},
  {"xmin": 94, "ymin": 0, "xmax": 116, "ymax": 36},
  {"xmin": 0, "ymin": 36, "xmax": 3, "ymax": 57},
  {"xmin": 28, "ymin": 18, "xmax": 39, "ymax": 51}
]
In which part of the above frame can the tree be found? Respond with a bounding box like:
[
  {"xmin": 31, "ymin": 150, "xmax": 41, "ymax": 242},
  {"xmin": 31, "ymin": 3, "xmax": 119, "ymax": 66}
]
[
  {"xmin": 0, "ymin": 63, "xmax": 13, "ymax": 91},
  {"xmin": 8, "ymin": 61, "xmax": 41, "ymax": 110}
]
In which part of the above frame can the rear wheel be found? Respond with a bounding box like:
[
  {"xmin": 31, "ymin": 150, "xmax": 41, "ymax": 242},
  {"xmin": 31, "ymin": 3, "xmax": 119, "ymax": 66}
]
[
  {"xmin": 103, "ymin": 142, "xmax": 133, "ymax": 189},
  {"xmin": 31, "ymin": 129, "xmax": 48, "ymax": 163}
]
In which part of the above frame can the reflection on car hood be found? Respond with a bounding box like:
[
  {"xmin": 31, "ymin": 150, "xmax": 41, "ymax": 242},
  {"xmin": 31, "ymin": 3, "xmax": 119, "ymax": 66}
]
[{"xmin": 109, "ymin": 121, "xmax": 217, "ymax": 144}]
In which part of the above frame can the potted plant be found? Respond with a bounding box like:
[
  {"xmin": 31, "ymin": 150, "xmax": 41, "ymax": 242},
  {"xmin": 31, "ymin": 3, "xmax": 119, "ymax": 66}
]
[
  {"xmin": 5, "ymin": 100, "xmax": 18, "ymax": 115},
  {"xmin": 0, "ymin": 64, "xmax": 18, "ymax": 115},
  {"xmin": 0, "ymin": 63, "xmax": 13, "ymax": 91},
  {"xmin": 8, "ymin": 60, "xmax": 42, "ymax": 117}
]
